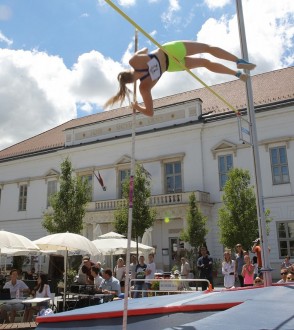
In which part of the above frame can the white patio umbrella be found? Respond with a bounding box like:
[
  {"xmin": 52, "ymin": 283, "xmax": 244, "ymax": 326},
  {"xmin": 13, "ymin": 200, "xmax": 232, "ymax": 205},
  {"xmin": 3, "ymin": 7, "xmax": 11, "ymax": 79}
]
[
  {"xmin": 34, "ymin": 232, "xmax": 100, "ymax": 311},
  {"xmin": 98, "ymin": 231, "xmax": 125, "ymax": 239},
  {"xmin": 0, "ymin": 230, "xmax": 40, "ymax": 251},
  {"xmin": 142, "ymin": 227, "xmax": 153, "ymax": 247},
  {"xmin": 0, "ymin": 230, "xmax": 40, "ymax": 274},
  {"xmin": 92, "ymin": 231, "xmax": 154, "ymax": 269},
  {"xmin": 92, "ymin": 237, "xmax": 154, "ymax": 256}
]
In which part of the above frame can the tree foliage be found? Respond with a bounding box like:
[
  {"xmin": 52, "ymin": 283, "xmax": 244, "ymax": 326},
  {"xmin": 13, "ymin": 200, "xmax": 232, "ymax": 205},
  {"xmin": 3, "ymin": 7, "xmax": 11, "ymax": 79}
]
[
  {"xmin": 181, "ymin": 192, "xmax": 208, "ymax": 251},
  {"xmin": 114, "ymin": 164, "xmax": 156, "ymax": 240},
  {"xmin": 43, "ymin": 157, "xmax": 91, "ymax": 234},
  {"xmin": 180, "ymin": 192, "xmax": 208, "ymax": 273},
  {"xmin": 218, "ymin": 168, "xmax": 259, "ymax": 251}
]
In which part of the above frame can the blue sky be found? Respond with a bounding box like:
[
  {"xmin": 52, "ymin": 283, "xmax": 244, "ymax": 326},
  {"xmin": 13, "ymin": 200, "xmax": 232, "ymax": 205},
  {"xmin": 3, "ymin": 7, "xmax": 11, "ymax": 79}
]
[{"xmin": 0, "ymin": 0, "xmax": 293, "ymax": 150}]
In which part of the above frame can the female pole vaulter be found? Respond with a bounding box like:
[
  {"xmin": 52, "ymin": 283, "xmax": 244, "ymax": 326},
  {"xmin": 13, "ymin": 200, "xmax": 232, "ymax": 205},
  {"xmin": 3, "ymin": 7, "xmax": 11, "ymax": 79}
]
[{"xmin": 105, "ymin": 40, "xmax": 256, "ymax": 117}]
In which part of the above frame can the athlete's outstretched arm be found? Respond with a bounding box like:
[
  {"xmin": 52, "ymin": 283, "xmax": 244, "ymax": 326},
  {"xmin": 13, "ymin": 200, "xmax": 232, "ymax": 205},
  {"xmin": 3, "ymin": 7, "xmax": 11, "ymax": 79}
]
[{"xmin": 132, "ymin": 85, "xmax": 154, "ymax": 117}]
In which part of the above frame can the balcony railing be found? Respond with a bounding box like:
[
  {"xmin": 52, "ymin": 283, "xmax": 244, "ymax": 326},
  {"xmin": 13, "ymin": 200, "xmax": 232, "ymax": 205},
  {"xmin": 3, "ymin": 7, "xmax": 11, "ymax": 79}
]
[{"xmin": 88, "ymin": 191, "xmax": 210, "ymax": 212}]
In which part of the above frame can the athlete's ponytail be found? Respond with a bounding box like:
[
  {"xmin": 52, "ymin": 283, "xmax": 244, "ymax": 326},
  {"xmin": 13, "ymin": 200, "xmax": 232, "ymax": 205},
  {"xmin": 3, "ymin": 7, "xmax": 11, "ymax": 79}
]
[{"xmin": 104, "ymin": 71, "xmax": 134, "ymax": 109}]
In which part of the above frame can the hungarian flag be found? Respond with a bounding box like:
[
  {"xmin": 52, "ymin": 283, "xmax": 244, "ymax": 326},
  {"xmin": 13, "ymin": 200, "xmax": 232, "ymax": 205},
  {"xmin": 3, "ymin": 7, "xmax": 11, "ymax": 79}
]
[{"xmin": 94, "ymin": 171, "xmax": 106, "ymax": 191}]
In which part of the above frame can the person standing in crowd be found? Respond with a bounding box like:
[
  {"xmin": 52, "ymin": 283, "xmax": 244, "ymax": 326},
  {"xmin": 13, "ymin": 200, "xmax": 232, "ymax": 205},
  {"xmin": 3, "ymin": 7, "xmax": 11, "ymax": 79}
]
[
  {"xmin": 222, "ymin": 250, "xmax": 235, "ymax": 289},
  {"xmin": 145, "ymin": 253, "xmax": 156, "ymax": 291},
  {"xmin": 96, "ymin": 261, "xmax": 103, "ymax": 275},
  {"xmin": 197, "ymin": 246, "xmax": 213, "ymax": 291},
  {"xmin": 235, "ymin": 243, "xmax": 245, "ymax": 287},
  {"xmin": 134, "ymin": 255, "xmax": 147, "ymax": 298},
  {"xmin": 281, "ymin": 255, "xmax": 292, "ymax": 271},
  {"xmin": 113, "ymin": 257, "xmax": 126, "ymax": 293},
  {"xmin": 242, "ymin": 255, "xmax": 254, "ymax": 286},
  {"xmin": 180, "ymin": 257, "xmax": 191, "ymax": 290},
  {"xmin": 0, "ymin": 269, "xmax": 30, "ymax": 323},
  {"xmin": 252, "ymin": 256, "xmax": 259, "ymax": 279},
  {"xmin": 129, "ymin": 255, "xmax": 138, "ymax": 280},
  {"xmin": 251, "ymin": 238, "xmax": 262, "ymax": 272}
]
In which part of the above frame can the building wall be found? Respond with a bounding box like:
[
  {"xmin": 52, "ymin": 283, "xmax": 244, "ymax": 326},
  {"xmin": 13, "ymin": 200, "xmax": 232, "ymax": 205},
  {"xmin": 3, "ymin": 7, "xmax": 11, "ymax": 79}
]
[{"xmin": 0, "ymin": 100, "xmax": 293, "ymax": 279}]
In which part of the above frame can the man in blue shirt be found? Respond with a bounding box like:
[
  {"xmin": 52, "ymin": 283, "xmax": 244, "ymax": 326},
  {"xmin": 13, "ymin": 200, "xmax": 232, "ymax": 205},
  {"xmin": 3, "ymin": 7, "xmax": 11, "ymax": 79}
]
[{"xmin": 98, "ymin": 268, "xmax": 121, "ymax": 297}]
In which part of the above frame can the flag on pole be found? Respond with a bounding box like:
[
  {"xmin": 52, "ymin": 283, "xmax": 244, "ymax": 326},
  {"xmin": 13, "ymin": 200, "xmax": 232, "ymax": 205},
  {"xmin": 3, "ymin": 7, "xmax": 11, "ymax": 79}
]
[{"xmin": 94, "ymin": 171, "xmax": 106, "ymax": 191}]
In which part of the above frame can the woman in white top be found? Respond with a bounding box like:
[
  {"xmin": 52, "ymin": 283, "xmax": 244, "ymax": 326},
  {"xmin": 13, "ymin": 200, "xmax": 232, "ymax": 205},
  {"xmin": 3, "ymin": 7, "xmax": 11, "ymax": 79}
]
[
  {"xmin": 222, "ymin": 250, "xmax": 235, "ymax": 289},
  {"xmin": 114, "ymin": 258, "xmax": 126, "ymax": 292},
  {"xmin": 24, "ymin": 274, "xmax": 51, "ymax": 322}
]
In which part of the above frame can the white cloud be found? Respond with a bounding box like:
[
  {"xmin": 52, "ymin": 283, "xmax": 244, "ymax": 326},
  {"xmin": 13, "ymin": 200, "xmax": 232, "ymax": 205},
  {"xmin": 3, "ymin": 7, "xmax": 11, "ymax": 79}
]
[
  {"xmin": 118, "ymin": 0, "xmax": 136, "ymax": 7},
  {"xmin": 0, "ymin": 31, "xmax": 13, "ymax": 46},
  {"xmin": 161, "ymin": 0, "xmax": 181, "ymax": 27},
  {"xmin": 204, "ymin": 0, "xmax": 231, "ymax": 9},
  {"xmin": 196, "ymin": 0, "xmax": 294, "ymax": 72},
  {"xmin": 0, "ymin": 49, "xmax": 76, "ymax": 151},
  {"xmin": 70, "ymin": 50, "xmax": 125, "ymax": 107},
  {"xmin": 121, "ymin": 41, "xmax": 134, "ymax": 66}
]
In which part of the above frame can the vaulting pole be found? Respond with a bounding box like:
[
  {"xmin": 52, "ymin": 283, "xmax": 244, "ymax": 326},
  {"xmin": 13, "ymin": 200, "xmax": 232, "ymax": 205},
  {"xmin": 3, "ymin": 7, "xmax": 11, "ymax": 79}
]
[
  {"xmin": 236, "ymin": 0, "xmax": 272, "ymax": 286},
  {"xmin": 122, "ymin": 29, "xmax": 138, "ymax": 330}
]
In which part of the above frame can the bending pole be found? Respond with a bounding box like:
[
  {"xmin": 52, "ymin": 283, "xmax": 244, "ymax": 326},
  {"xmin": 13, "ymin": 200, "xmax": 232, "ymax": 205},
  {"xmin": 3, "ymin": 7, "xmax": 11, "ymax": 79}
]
[
  {"xmin": 104, "ymin": 0, "xmax": 239, "ymax": 114},
  {"xmin": 236, "ymin": 0, "xmax": 272, "ymax": 286},
  {"xmin": 122, "ymin": 29, "xmax": 138, "ymax": 330}
]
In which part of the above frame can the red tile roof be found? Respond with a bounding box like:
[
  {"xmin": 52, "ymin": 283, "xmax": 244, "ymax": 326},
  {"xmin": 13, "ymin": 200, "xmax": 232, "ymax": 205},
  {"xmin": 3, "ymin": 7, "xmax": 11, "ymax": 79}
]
[{"xmin": 0, "ymin": 67, "xmax": 293, "ymax": 161}]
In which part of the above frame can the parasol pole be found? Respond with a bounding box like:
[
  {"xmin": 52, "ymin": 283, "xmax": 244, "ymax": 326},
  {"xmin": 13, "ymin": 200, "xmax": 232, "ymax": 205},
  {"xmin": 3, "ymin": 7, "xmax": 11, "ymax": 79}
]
[
  {"xmin": 122, "ymin": 28, "xmax": 138, "ymax": 330},
  {"xmin": 63, "ymin": 248, "xmax": 68, "ymax": 311}
]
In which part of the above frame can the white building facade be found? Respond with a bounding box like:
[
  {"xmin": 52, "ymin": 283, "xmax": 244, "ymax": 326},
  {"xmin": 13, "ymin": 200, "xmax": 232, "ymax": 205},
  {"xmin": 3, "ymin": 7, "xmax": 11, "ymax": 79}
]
[{"xmin": 0, "ymin": 67, "xmax": 293, "ymax": 278}]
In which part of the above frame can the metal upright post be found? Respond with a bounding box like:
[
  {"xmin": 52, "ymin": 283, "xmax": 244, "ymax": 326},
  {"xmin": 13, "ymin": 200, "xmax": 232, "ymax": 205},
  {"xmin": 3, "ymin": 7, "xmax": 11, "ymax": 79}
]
[{"xmin": 236, "ymin": 0, "xmax": 272, "ymax": 286}]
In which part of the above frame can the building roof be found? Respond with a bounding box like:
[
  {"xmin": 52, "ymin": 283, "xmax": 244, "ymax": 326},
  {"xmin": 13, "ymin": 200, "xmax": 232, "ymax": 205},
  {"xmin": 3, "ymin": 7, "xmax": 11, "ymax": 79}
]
[{"xmin": 0, "ymin": 67, "xmax": 293, "ymax": 161}]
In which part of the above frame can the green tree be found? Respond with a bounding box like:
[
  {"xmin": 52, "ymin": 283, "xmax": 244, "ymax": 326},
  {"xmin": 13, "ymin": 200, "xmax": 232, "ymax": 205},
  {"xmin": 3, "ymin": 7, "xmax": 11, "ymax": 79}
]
[
  {"xmin": 218, "ymin": 168, "xmax": 264, "ymax": 251},
  {"xmin": 114, "ymin": 164, "xmax": 156, "ymax": 241},
  {"xmin": 43, "ymin": 157, "xmax": 91, "ymax": 234},
  {"xmin": 180, "ymin": 192, "xmax": 208, "ymax": 274}
]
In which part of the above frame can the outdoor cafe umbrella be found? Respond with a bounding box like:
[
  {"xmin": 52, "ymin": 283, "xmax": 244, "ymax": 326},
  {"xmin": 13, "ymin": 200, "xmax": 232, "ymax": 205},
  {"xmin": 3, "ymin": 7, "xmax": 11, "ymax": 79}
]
[
  {"xmin": 34, "ymin": 232, "xmax": 100, "ymax": 311},
  {"xmin": 0, "ymin": 230, "xmax": 40, "ymax": 273},
  {"xmin": 92, "ymin": 236, "xmax": 154, "ymax": 256},
  {"xmin": 92, "ymin": 231, "xmax": 155, "ymax": 269},
  {"xmin": 0, "ymin": 230, "xmax": 40, "ymax": 251}
]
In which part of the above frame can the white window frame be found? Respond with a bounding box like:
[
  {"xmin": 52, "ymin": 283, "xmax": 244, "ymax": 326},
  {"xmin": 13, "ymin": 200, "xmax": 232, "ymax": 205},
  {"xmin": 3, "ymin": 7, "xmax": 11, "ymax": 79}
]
[
  {"xmin": 218, "ymin": 154, "xmax": 233, "ymax": 190},
  {"xmin": 47, "ymin": 180, "xmax": 57, "ymax": 207},
  {"xmin": 269, "ymin": 146, "xmax": 290, "ymax": 185},
  {"xmin": 277, "ymin": 220, "xmax": 294, "ymax": 258},
  {"xmin": 118, "ymin": 168, "xmax": 130, "ymax": 199},
  {"xmin": 18, "ymin": 184, "xmax": 28, "ymax": 211},
  {"xmin": 164, "ymin": 161, "xmax": 182, "ymax": 194}
]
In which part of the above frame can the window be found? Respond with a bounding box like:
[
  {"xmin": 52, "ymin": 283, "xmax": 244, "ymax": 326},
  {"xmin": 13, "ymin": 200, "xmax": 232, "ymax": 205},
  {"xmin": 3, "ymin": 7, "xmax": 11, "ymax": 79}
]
[
  {"xmin": 18, "ymin": 184, "xmax": 27, "ymax": 211},
  {"xmin": 218, "ymin": 154, "xmax": 233, "ymax": 190},
  {"xmin": 118, "ymin": 169, "xmax": 130, "ymax": 198},
  {"xmin": 47, "ymin": 180, "xmax": 57, "ymax": 207},
  {"xmin": 165, "ymin": 162, "xmax": 182, "ymax": 194},
  {"xmin": 81, "ymin": 174, "xmax": 93, "ymax": 201},
  {"xmin": 277, "ymin": 221, "xmax": 294, "ymax": 257},
  {"xmin": 270, "ymin": 147, "xmax": 290, "ymax": 184}
]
